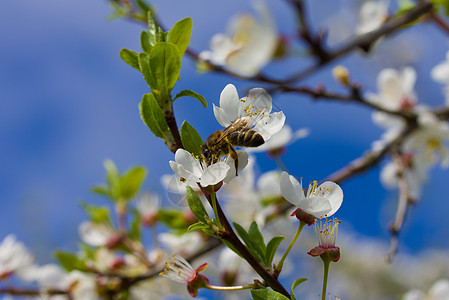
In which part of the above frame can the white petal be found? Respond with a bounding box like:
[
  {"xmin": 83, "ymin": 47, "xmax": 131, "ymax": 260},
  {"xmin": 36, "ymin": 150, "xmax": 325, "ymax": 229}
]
[
  {"xmin": 200, "ymin": 162, "xmax": 230, "ymax": 187},
  {"xmin": 243, "ymin": 88, "xmax": 272, "ymax": 115},
  {"xmin": 253, "ymin": 111, "xmax": 286, "ymax": 141},
  {"xmin": 280, "ymin": 172, "xmax": 303, "ymax": 206},
  {"xmin": 297, "ymin": 197, "xmax": 332, "ymax": 218},
  {"xmin": 318, "ymin": 181, "xmax": 343, "ymax": 216},
  {"xmin": 257, "ymin": 171, "xmax": 281, "ymax": 197},
  {"xmin": 174, "ymin": 149, "xmax": 203, "ymax": 176},
  {"xmin": 169, "ymin": 161, "xmax": 200, "ymax": 184},
  {"xmin": 213, "ymin": 104, "xmax": 234, "ymax": 127},
  {"xmin": 224, "ymin": 150, "xmax": 249, "ymax": 183},
  {"xmin": 219, "ymin": 84, "xmax": 240, "ymax": 120},
  {"xmin": 403, "ymin": 289, "xmax": 425, "ymax": 300},
  {"xmin": 429, "ymin": 279, "xmax": 449, "ymax": 298},
  {"xmin": 401, "ymin": 67, "xmax": 417, "ymax": 95},
  {"xmin": 79, "ymin": 222, "xmax": 111, "ymax": 247}
]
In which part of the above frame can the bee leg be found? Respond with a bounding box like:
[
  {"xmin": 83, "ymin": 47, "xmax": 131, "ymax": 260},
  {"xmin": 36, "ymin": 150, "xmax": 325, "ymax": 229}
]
[{"xmin": 229, "ymin": 146, "xmax": 239, "ymax": 176}]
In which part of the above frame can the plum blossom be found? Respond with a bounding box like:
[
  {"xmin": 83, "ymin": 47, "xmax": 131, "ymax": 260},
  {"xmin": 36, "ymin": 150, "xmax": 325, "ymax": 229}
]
[
  {"xmin": 160, "ymin": 254, "xmax": 209, "ymax": 297},
  {"xmin": 159, "ymin": 231, "xmax": 206, "ymax": 257},
  {"xmin": 403, "ymin": 279, "xmax": 449, "ymax": 300},
  {"xmin": 169, "ymin": 148, "xmax": 248, "ymax": 188},
  {"xmin": 199, "ymin": 1, "xmax": 278, "ymax": 76},
  {"xmin": 431, "ymin": 51, "xmax": 449, "ymax": 105},
  {"xmin": 280, "ymin": 172, "xmax": 343, "ymax": 222},
  {"xmin": 356, "ymin": 0, "xmax": 389, "ymax": 35},
  {"xmin": 78, "ymin": 221, "xmax": 119, "ymax": 247},
  {"xmin": 403, "ymin": 111, "xmax": 449, "ymax": 168},
  {"xmin": 136, "ymin": 193, "xmax": 160, "ymax": 226},
  {"xmin": 308, "ymin": 217, "xmax": 342, "ymax": 262},
  {"xmin": 213, "ymin": 84, "xmax": 285, "ymax": 141},
  {"xmin": 0, "ymin": 235, "xmax": 34, "ymax": 280}
]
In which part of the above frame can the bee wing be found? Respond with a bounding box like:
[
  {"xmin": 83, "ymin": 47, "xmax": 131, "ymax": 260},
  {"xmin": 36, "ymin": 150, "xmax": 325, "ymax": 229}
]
[{"xmin": 216, "ymin": 118, "xmax": 249, "ymax": 143}]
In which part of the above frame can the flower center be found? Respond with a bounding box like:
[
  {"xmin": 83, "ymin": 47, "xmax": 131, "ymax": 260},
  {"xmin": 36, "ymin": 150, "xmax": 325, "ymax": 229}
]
[{"xmin": 313, "ymin": 217, "xmax": 341, "ymax": 248}]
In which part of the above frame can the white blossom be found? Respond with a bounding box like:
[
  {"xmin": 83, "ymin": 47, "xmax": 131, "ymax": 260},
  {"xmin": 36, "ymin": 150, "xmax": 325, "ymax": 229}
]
[
  {"xmin": 159, "ymin": 231, "xmax": 206, "ymax": 257},
  {"xmin": 0, "ymin": 235, "xmax": 34, "ymax": 280},
  {"xmin": 356, "ymin": 0, "xmax": 389, "ymax": 35},
  {"xmin": 169, "ymin": 148, "xmax": 248, "ymax": 188},
  {"xmin": 213, "ymin": 84, "xmax": 285, "ymax": 141},
  {"xmin": 78, "ymin": 221, "xmax": 116, "ymax": 247},
  {"xmin": 431, "ymin": 51, "xmax": 449, "ymax": 105},
  {"xmin": 404, "ymin": 279, "xmax": 449, "ymax": 300},
  {"xmin": 199, "ymin": 0, "xmax": 278, "ymax": 76},
  {"xmin": 280, "ymin": 172, "xmax": 343, "ymax": 218}
]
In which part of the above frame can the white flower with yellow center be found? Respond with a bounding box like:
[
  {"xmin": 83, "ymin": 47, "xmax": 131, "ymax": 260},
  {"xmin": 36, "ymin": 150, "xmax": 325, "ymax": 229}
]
[
  {"xmin": 403, "ymin": 111, "xmax": 449, "ymax": 168},
  {"xmin": 169, "ymin": 148, "xmax": 248, "ymax": 188},
  {"xmin": 280, "ymin": 172, "xmax": 343, "ymax": 220},
  {"xmin": 213, "ymin": 84, "xmax": 285, "ymax": 142},
  {"xmin": 199, "ymin": 0, "xmax": 278, "ymax": 76}
]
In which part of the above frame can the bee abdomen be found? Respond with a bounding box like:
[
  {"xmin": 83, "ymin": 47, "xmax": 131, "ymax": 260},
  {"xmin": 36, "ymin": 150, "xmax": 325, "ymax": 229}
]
[{"xmin": 229, "ymin": 128, "xmax": 264, "ymax": 147}]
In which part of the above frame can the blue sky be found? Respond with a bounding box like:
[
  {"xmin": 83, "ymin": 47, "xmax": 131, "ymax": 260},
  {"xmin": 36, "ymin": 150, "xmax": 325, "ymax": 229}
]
[{"xmin": 1, "ymin": 0, "xmax": 449, "ymax": 266}]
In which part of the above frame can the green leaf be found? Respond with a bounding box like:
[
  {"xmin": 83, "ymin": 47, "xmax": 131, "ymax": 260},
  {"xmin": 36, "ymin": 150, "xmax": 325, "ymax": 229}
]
[
  {"xmin": 139, "ymin": 93, "xmax": 170, "ymax": 139},
  {"xmin": 91, "ymin": 185, "xmax": 111, "ymax": 199},
  {"xmin": 147, "ymin": 11, "xmax": 157, "ymax": 39},
  {"xmin": 54, "ymin": 251, "xmax": 86, "ymax": 272},
  {"xmin": 432, "ymin": 0, "xmax": 449, "ymax": 15},
  {"xmin": 251, "ymin": 289, "xmax": 290, "ymax": 300},
  {"xmin": 233, "ymin": 222, "xmax": 264, "ymax": 263},
  {"xmin": 248, "ymin": 221, "xmax": 266, "ymax": 259},
  {"xmin": 180, "ymin": 121, "xmax": 204, "ymax": 157},
  {"xmin": 138, "ymin": 52, "xmax": 157, "ymax": 90},
  {"xmin": 168, "ymin": 17, "xmax": 192, "ymax": 57},
  {"xmin": 265, "ymin": 236, "xmax": 285, "ymax": 267},
  {"xmin": 149, "ymin": 42, "xmax": 181, "ymax": 93},
  {"xmin": 120, "ymin": 48, "xmax": 140, "ymax": 71},
  {"xmin": 173, "ymin": 89, "xmax": 207, "ymax": 108},
  {"xmin": 290, "ymin": 278, "xmax": 307, "ymax": 300},
  {"xmin": 157, "ymin": 208, "xmax": 186, "ymax": 229},
  {"xmin": 140, "ymin": 31, "xmax": 153, "ymax": 53},
  {"xmin": 186, "ymin": 186, "xmax": 208, "ymax": 223},
  {"xmin": 81, "ymin": 203, "xmax": 112, "ymax": 224},
  {"xmin": 119, "ymin": 166, "xmax": 147, "ymax": 200},
  {"xmin": 188, "ymin": 222, "xmax": 209, "ymax": 232},
  {"xmin": 104, "ymin": 159, "xmax": 121, "ymax": 200},
  {"xmin": 129, "ymin": 210, "xmax": 142, "ymax": 241}
]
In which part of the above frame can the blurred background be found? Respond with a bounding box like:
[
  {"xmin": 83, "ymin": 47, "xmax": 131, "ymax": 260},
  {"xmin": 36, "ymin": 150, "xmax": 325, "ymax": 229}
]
[{"xmin": 1, "ymin": 0, "xmax": 449, "ymax": 298}]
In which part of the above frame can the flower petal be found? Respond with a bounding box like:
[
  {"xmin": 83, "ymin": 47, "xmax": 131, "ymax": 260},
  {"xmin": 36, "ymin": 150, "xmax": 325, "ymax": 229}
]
[
  {"xmin": 169, "ymin": 161, "xmax": 200, "ymax": 184},
  {"xmin": 174, "ymin": 149, "xmax": 203, "ymax": 176},
  {"xmin": 298, "ymin": 197, "xmax": 332, "ymax": 218},
  {"xmin": 200, "ymin": 162, "xmax": 230, "ymax": 187},
  {"xmin": 280, "ymin": 172, "xmax": 303, "ymax": 206},
  {"xmin": 318, "ymin": 181, "xmax": 343, "ymax": 217},
  {"xmin": 219, "ymin": 84, "xmax": 240, "ymax": 121},
  {"xmin": 223, "ymin": 150, "xmax": 249, "ymax": 183},
  {"xmin": 253, "ymin": 111, "xmax": 286, "ymax": 141}
]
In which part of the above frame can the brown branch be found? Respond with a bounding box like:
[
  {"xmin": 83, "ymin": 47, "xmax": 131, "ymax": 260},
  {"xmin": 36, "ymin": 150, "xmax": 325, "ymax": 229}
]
[
  {"xmin": 0, "ymin": 287, "xmax": 69, "ymax": 297},
  {"xmin": 385, "ymin": 149, "xmax": 416, "ymax": 263}
]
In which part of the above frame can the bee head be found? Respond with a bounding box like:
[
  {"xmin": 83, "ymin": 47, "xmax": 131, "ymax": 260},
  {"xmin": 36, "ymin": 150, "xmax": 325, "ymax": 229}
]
[{"xmin": 201, "ymin": 144, "xmax": 212, "ymax": 165}]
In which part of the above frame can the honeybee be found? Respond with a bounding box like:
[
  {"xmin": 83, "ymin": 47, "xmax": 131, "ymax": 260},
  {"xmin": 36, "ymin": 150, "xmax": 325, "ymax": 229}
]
[{"xmin": 201, "ymin": 117, "xmax": 264, "ymax": 176}]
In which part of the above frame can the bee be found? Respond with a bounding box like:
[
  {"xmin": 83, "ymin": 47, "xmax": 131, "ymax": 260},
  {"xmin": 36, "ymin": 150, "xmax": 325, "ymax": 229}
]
[{"xmin": 201, "ymin": 117, "xmax": 264, "ymax": 176}]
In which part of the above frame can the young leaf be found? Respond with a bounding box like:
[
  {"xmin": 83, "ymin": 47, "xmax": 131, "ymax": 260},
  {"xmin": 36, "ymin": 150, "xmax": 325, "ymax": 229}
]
[
  {"xmin": 139, "ymin": 93, "xmax": 171, "ymax": 139},
  {"xmin": 149, "ymin": 42, "xmax": 181, "ymax": 93},
  {"xmin": 173, "ymin": 89, "xmax": 207, "ymax": 108},
  {"xmin": 290, "ymin": 278, "xmax": 308, "ymax": 300},
  {"xmin": 188, "ymin": 222, "xmax": 209, "ymax": 232},
  {"xmin": 180, "ymin": 121, "xmax": 203, "ymax": 157},
  {"xmin": 251, "ymin": 289, "xmax": 290, "ymax": 300},
  {"xmin": 120, "ymin": 48, "xmax": 140, "ymax": 71},
  {"xmin": 54, "ymin": 251, "xmax": 86, "ymax": 272},
  {"xmin": 186, "ymin": 186, "xmax": 208, "ymax": 223},
  {"xmin": 233, "ymin": 222, "xmax": 265, "ymax": 263},
  {"xmin": 140, "ymin": 31, "xmax": 153, "ymax": 53},
  {"xmin": 248, "ymin": 221, "xmax": 266, "ymax": 258},
  {"xmin": 168, "ymin": 17, "xmax": 193, "ymax": 57},
  {"xmin": 136, "ymin": 0, "xmax": 152, "ymax": 13},
  {"xmin": 81, "ymin": 203, "xmax": 112, "ymax": 224},
  {"xmin": 138, "ymin": 52, "xmax": 157, "ymax": 90},
  {"xmin": 119, "ymin": 166, "xmax": 147, "ymax": 200},
  {"xmin": 265, "ymin": 236, "xmax": 285, "ymax": 267}
]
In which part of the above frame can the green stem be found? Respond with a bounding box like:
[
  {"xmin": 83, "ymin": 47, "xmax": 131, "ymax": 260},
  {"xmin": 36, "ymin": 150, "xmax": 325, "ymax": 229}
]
[
  {"xmin": 210, "ymin": 190, "xmax": 222, "ymax": 229},
  {"xmin": 277, "ymin": 221, "xmax": 305, "ymax": 272},
  {"xmin": 321, "ymin": 257, "xmax": 331, "ymax": 300},
  {"xmin": 205, "ymin": 284, "xmax": 253, "ymax": 291}
]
